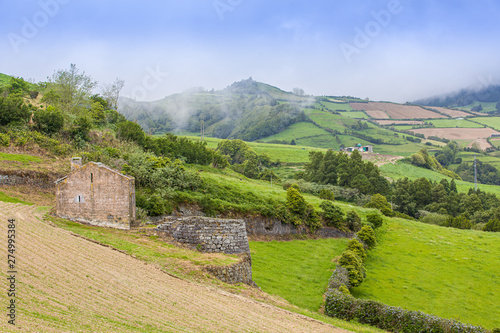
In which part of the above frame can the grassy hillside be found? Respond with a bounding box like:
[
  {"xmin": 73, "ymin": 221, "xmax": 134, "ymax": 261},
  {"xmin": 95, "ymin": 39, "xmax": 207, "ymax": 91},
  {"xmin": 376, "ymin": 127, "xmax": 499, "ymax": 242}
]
[
  {"xmin": 379, "ymin": 161, "xmax": 500, "ymax": 195},
  {"xmin": 0, "ymin": 73, "xmax": 12, "ymax": 86},
  {"xmin": 428, "ymin": 118, "xmax": 484, "ymax": 128},
  {"xmin": 351, "ymin": 218, "xmax": 500, "ymax": 329},
  {"xmin": 250, "ymin": 238, "xmax": 348, "ymax": 312}
]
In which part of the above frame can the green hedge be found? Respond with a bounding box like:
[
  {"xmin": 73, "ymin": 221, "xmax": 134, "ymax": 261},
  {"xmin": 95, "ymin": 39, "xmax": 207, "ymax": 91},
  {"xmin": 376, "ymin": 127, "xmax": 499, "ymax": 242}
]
[{"xmin": 325, "ymin": 289, "xmax": 486, "ymax": 333}]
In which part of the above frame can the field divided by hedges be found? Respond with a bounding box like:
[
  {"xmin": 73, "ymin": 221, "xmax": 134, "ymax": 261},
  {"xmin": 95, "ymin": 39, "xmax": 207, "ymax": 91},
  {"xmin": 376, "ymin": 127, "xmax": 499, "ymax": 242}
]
[{"xmin": 351, "ymin": 218, "xmax": 500, "ymax": 329}]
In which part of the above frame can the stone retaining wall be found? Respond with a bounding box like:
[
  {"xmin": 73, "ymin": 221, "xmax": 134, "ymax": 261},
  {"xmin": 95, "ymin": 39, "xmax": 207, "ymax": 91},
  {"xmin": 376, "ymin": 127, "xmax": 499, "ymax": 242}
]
[
  {"xmin": 155, "ymin": 216, "xmax": 250, "ymax": 254},
  {"xmin": 204, "ymin": 253, "xmax": 255, "ymax": 286}
]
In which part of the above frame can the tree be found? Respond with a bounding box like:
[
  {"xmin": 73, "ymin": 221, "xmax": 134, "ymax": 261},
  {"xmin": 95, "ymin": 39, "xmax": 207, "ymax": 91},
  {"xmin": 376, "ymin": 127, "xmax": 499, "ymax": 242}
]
[
  {"xmin": 102, "ymin": 78, "xmax": 125, "ymax": 110},
  {"xmin": 48, "ymin": 64, "xmax": 97, "ymax": 113}
]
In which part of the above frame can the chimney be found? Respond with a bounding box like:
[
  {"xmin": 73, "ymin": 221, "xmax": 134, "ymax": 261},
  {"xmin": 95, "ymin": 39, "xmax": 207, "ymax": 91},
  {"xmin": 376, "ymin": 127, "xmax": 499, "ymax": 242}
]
[{"xmin": 71, "ymin": 157, "xmax": 82, "ymax": 171}]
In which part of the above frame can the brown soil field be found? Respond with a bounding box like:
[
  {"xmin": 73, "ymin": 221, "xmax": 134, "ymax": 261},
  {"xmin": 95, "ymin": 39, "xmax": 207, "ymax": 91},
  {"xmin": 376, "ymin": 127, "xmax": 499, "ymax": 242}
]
[
  {"xmin": 410, "ymin": 127, "xmax": 500, "ymax": 140},
  {"xmin": 0, "ymin": 202, "xmax": 348, "ymax": 333},
  {"xmin": 365, "ymin": 110, "xmax": 390, "ymax": 119},
  {"xmin": 468, "ymin": 139, "xmax": 492, "ymax": 151},
  {"xmin": 374, "ymin": 120, "xmax": 424, "ymax": 126},
  {"xmin": 425, "ymin": 107, "xmax": 471, "ymax": 118},
  {"xmin": 350, "ymin": 102, "xmax": 445, "ymax": 119}
]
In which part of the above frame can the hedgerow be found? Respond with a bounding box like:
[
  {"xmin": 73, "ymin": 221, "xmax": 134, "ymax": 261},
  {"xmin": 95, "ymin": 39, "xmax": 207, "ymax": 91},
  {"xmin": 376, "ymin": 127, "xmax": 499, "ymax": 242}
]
[
  {"xmin": 325, "ymin": 224, "xmax": 488, "ymax": 333},
  {"xmin": 324, "ymin": 289, "xmax": 486, "ymax": 333}
]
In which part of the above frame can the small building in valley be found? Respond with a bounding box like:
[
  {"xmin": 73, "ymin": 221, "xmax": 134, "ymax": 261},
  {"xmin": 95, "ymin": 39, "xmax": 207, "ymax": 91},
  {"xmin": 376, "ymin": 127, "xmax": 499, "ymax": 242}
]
[
  {"xmin": 55, "ymin": 158, "xmax": 136, "ymax": 230},
  {"xmin": 340, "ymin": 144, "xmax": 373, "ymax": 153}
]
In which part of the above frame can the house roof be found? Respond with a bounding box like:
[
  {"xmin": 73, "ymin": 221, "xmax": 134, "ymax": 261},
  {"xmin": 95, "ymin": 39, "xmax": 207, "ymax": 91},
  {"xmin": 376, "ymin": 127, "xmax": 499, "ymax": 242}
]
[{"xmin": 55, "ymin": 162, "xmax": 134, "ymax": 184}]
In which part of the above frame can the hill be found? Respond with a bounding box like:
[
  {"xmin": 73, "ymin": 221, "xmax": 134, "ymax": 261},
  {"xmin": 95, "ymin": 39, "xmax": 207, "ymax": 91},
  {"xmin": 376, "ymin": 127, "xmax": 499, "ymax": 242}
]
[
  {"xmin": 0, "ymin": 201, "xmax": 348, "ymax": 333},
  {"xmin": 118, "ymin": 78, "xmax": 311, "ymax": 140},
  {"xmin": 415, "ymin": 84, "xmax": 500, "ymax": 113}
]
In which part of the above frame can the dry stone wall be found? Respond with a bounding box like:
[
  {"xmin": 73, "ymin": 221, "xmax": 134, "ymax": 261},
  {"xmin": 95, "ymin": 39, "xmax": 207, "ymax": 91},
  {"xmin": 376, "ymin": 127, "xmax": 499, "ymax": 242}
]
[
  {"xmin": 155, "ymin": 216, "xmax": 250, "ymax": 254},
  {"xmin": 204, "ymin": 253, "xmax": 255, "ymax": 286}
]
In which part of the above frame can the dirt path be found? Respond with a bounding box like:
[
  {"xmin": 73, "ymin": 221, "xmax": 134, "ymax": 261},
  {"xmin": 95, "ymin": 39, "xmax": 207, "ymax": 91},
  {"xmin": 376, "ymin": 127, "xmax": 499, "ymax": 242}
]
[{"xmin": 0, "ymin": 202, "xmax": 348, "ymax": 332}]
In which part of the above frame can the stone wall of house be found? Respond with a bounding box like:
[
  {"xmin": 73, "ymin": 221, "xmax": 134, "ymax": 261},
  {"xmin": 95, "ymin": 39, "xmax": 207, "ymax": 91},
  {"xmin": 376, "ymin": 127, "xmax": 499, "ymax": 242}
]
[
  {"xmin": 155, "ymin": 216, "xmax": 250, "ymax": 254},
  {"xmin": 204, "ymin": 253, "xmax": 255, "ymax": 286},
  {"xmin": 55, "ymin": 162, "xmax": 136, "ymax": 230}
]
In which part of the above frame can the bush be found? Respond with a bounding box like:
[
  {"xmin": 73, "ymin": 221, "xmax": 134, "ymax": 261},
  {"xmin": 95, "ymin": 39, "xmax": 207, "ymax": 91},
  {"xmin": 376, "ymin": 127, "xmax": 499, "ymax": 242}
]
[
  {"xmin": 304, "ymin": 204, "xmax": 322, "ymax": 231},
  {"xmin": 346, "ymin": 239, "xmax": 366, "ymax": 262},
  {"xmin": 33, "ymin": 106, "xmax": 64, "ymax": 135},
  {"xmin": 365, "ymin": 193, "xmax": 393, "ymax": 216},
  {"xmin": 357, "ymin": 226, "xmax": 376, "ymax": 249},
  {"xmin": 286, "ymin": 187, "xmax": 306, "ymax": 215},
  {"xmin": 0, "ymin": 133, "xmax": 10, "ymax": 147},
  {"xmin": 484, "ymin": 218, "xmax": 500, "ymax": 232},
  {"xmin": 345, "ymin": 210, "xmax": 362, "ymax": 232},
  {"xmin": 366, "ymin": 213, "xmax": 383, "ymax": 229},
  {"xmin": 325, "ymin": 289, "xmax": 487, "ymax": 333},
  {"xmin": 338, "ymin": 250, "xmax": 365, "ymax": 287},
  {"xmin": 320, "ymin": 201, "xmax": 344, "ymax": 228},
  {"xmin": 328, "ymin": 266, "xmax": 350, "ymax": 290},
  {"xmin": 319, "ymin": 188, "xmax": 334, "ymax": 201}
]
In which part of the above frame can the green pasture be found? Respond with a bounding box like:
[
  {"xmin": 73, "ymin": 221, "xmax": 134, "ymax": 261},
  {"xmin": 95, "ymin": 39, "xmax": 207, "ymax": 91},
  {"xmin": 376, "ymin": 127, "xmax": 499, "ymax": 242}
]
[
  {"xmin": 320, "ymin": 101, "xmax": 353, "ymax": 111},
  {"xmin": 471, "ymin": 116, "xmax": 500, "ymax": 131},
  {"xmin": 0, "ymin": 152, "xmax": 43, "ymax": 164},
  {"xmin": 182, "ymin": 135, "xmax": 326, "ymax": 164},
  {"xmin": 428, "ymin": 119, "xmax": 484, "ymax": 128},
  {"xmin": 352, "ymin": 218, "xmax": 500, "ymax": 329},
  {"xmin": 380, "ymin": 161, "xmax": 500, "ymax": 195},
  {"xmin": 250, "ymin": 238, "xmax": 348, "ymax": 311},
  {"xmin": 261, "ymin": 122, "xmax": 330, "ymax": 142},
  {"xmin": 338, "ymin": 111, "xmax": 368, "ymax": 119}
]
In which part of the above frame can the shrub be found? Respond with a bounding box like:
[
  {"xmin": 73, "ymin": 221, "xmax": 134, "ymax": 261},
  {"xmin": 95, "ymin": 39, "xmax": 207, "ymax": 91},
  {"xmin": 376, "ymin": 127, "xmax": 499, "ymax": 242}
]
[
  {"xmin": 319, "ymin": 188, "xmax": 334, "ymax": 201},
  {"xmin": 338, "ymin": 250, "xmax": 365, "ymax": 287},
  {"xmin": 320, "ymin": 201, "xmax": 345, "ymax": 228},
  {"xmin": 484, "ymin": 218, "xmax": 500, "ymax": 232},
  {"xmin": 286, "ymin": 187, "xmax": 306, "ymax": 215},
  {"xmin": 357, "ymin": 226, "xmax": 376, "ymax": 249},
  {"xmin": 33, "ymin": 106, "xmax": 64, "ymax": 135},
  {"xmin": 0, "ymin": 133, "xmax": 10, "ymax": 147},
  {"xmin": 304, "ymin": 204, "xmax": 322, "ymax": 231},
  {"xmin": 346, "ymin": 238, "xmax": 366, "ymax": 262},
  {"xmin": 345, "ymin": 210, "xmax": 362, "ymax": 232},
  {"xmin": 366, "ymin": 213, "xmax": 383, "ymax": 229},
  {"xmin": 328, "ymin": 266, "xmax": 350, "ymax": 290},
  {"xmin": 324, "ymin": 290, "xmax": 487, "ymax": 333},
  {"xmin": 365, "ymin": 193, "xmax": 393, "ymax": 216}
]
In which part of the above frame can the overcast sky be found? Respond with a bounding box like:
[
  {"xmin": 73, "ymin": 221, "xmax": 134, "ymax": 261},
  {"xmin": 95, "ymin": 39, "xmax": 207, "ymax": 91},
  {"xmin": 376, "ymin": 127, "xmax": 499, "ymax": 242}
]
[{"xmin": 1, "ymin": 0, "xmax": 500, "ymax": 102}]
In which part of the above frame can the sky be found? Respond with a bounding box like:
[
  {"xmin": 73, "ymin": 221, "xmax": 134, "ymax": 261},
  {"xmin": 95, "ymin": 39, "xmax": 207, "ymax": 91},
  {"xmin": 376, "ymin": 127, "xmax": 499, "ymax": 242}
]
[{"xmin": 1, "ymin": 0, "xmax": 500, "ymax": 103}]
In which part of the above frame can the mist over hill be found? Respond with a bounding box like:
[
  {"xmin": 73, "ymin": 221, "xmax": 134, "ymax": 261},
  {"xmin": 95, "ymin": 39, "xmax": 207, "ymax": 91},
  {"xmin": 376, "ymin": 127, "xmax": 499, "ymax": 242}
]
[
  {"xmin": 414, "ymin": 84, "xmax": 500, "ymax": 111},
  {"xmin": 118, "ymin": 78, "xmax": 313, "ymax": 140}
]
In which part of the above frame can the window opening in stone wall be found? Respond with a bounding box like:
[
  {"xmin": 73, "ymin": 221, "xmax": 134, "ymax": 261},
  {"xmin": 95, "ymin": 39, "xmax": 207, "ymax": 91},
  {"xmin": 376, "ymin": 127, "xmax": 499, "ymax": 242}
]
[{"xmin": 91, "ymin": 173, "xmax": 93, "ymax": 183}]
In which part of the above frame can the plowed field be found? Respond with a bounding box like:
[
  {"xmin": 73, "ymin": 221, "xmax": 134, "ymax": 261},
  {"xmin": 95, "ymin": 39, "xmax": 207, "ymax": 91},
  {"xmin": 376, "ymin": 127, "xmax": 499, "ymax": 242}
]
[
  {"xmin": 0, "ymin": 202, "xmax": 346, "ymax": 333},
  {"xmin": 350, "ymin": 102, "xmax": 445, "ymax": 119},
  {"xmin": 410, "ymin": 127, "xmax": 500, "ymax": 140},
  {"xmin": 426, "ymin": 107, "xmax": 471, "ymax": 118}
]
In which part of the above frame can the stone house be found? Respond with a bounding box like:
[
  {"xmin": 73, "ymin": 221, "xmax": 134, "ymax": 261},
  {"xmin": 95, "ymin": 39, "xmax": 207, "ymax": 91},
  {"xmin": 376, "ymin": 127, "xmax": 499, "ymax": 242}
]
[{"xmin": 55, "ymin": 158, "xmax": 136, "ymax": 229}]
